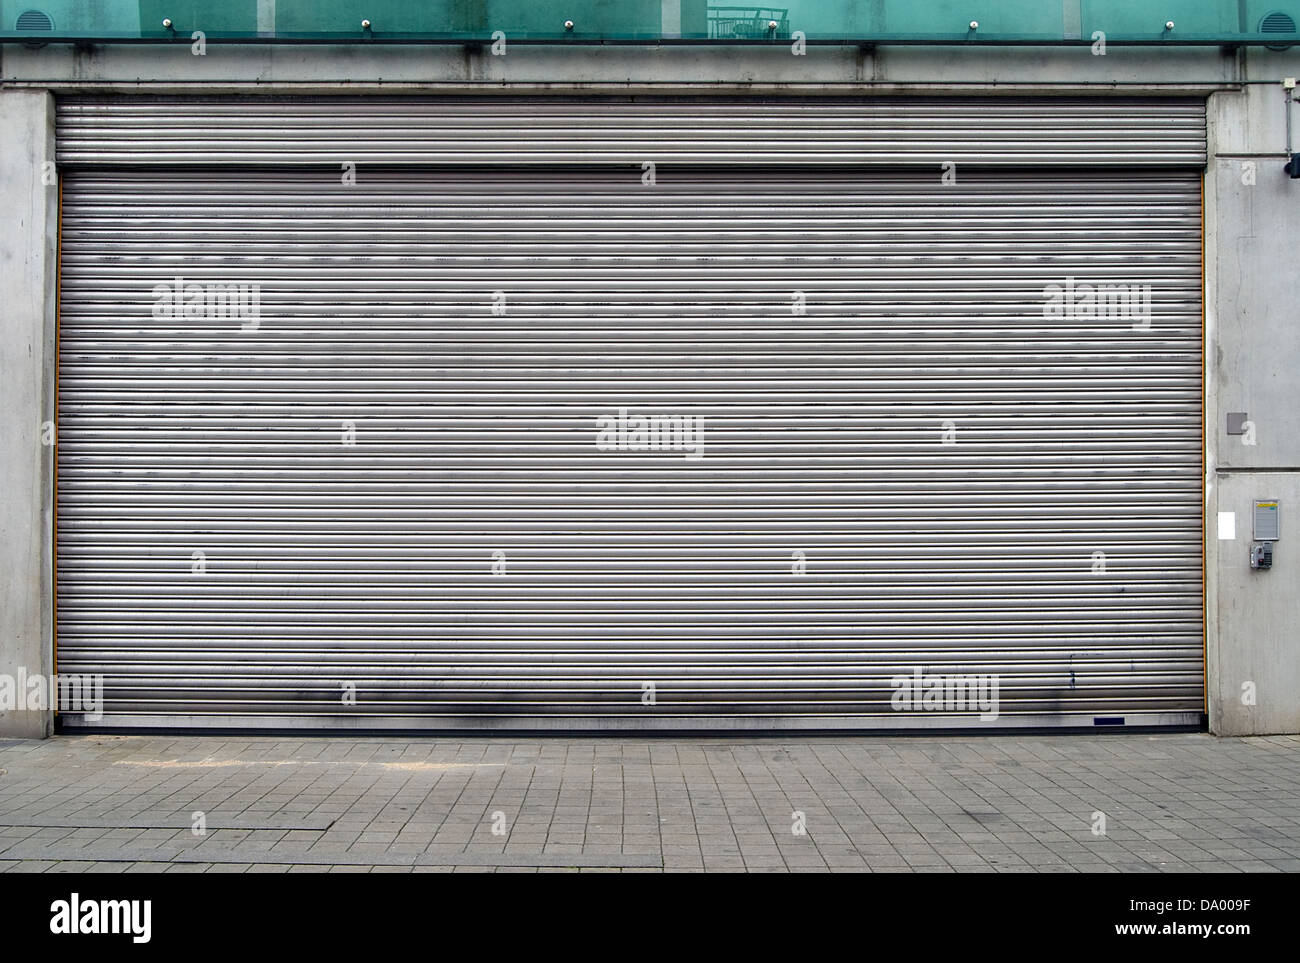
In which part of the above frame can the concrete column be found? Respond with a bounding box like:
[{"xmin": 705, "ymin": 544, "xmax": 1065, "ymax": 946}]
[
  {"xmin": 1206, "ymin": 72, "xmax": 1300, "ymax": 735},
  {"xmin": 0, "ymin": 90, "xmax": 57, "ymax": 739}
]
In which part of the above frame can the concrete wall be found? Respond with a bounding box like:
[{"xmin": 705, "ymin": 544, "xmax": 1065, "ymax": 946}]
[
  {"xmin": 0, "ymin": 39, "xmax": 1243, "ymax": 91},
  {"xmin": 3, "ymin": 33, "xmax": 1300, "ymax": 736},
  {"xmin": 1206, "ymin": 80, "xmax": 1300, "ymax": 735},
  {"xmin": 0, "ymin": 90, "xmax": 57, "ymax": 739}
]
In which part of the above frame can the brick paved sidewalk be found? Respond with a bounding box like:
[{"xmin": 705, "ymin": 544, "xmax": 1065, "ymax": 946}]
[{"xmin": 0, "ymin": 733, "xmax": 1296, "ymax": 873}]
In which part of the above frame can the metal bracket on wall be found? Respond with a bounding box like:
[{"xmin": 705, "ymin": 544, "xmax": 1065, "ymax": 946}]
[{"xmin": 1284, "ymin": 78, "xmax": 1300, "ymax": 177}]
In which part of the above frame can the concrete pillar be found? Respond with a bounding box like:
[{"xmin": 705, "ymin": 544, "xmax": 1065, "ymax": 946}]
[
  {"xmin": 0, "ymin": 90, "xmax": 57, "ymax": 739},
  {"xmin": 1206, "ymin": 73, "xmax": 1300, "ymax": 735}
]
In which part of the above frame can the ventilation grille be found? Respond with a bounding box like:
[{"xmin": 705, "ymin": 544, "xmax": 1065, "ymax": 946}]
[
  {"xmin": 15, "ymin": 9, "xmax": 53, "ymax": 31},
  {"xmin": 1261, "ymin": 11, "xmax": 1297, "ymax": 49}
]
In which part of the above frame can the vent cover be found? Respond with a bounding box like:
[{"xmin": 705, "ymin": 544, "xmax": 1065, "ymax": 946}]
[
  {"xmin": 1261, "ymin": 10, "xmax": 1297, "ymax": 50},
  {"xmin": 15, "ymin": 9, "xmax": 53, "ymax": 31}
]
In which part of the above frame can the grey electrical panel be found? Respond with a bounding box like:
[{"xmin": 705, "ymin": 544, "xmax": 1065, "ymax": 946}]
[{"xmin": 1254, "ymin": 500, "xmax": 1281, "ymax": 541}]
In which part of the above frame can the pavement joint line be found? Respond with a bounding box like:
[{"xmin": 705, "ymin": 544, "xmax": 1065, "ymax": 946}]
[
  {"xmin": 0, "ymin": 846, "xmax": 663, "ymax": 869},
  {"xmin": 0, "ymin": 816, "xmax": 336, "ymax": 831}
]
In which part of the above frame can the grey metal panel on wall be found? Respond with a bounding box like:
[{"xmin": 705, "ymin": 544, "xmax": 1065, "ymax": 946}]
[
  {"xmin": 55, "ymin": 106, "xmax": 1204, "ymax": 730},
  {"xmin": 54, "ymin": 97, "xmax": 1208, "ymax": 167}
]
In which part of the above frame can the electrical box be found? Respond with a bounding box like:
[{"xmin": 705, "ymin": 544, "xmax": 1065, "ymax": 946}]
[
  {"xmin": 1250, "ymin": 499, "xmax": 1280, "ymax": 570},
  {"xmin": 1254, "ymin": 500, "xmax": 1281, "ymax": 541}
]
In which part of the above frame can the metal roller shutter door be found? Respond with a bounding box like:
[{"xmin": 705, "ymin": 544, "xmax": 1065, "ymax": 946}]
[
  {"xmin": 55, "ymin": 102, "xmax": 1204, "ymax": 731},
  {"xmin": 55, "ymin": 97, "xmax": 1208, "ymax": 168}
]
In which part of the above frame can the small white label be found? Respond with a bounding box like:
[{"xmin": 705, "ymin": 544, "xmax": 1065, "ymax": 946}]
[{"xmin": 1217, "ymin": 511, "xmax": 1236, "ymax": 541}]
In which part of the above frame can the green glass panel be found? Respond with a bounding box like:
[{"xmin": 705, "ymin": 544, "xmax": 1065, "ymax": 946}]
[
  {"xmin": 0, "ymin": 0, "xmax": 1297, "ymax": 43},
  {"xmin": 137, "ymin": 0, "xmax": 257, "ymax": 34},
  {"xmin": 273, "ymin": 1, "xmax": 662, "ymax": 37},
  {"xmin": 1082, "ymin": 0, "xmax": 1236, "ymax": 35},
  {"xmin": 3, "ymin": 0, "xmax": 141, "ymax": 36}
]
